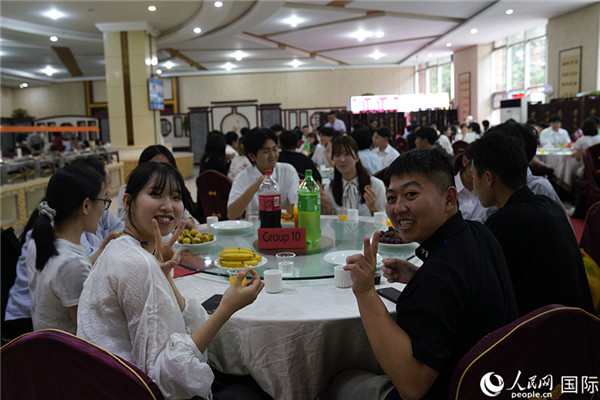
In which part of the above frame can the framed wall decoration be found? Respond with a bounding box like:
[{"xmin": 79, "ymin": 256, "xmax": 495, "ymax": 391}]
[
  {"xmin": 559, "ymin": 47, "xmax": 581, "ymax": 98},
  {"xmin": 458, "ymin": 72, "xmax": 471, "ymax": 123}
]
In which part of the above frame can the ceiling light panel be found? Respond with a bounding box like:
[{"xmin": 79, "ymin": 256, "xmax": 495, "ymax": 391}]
[{"xmin": 44, "ymin": 9, "xmax": 64, "ymax": 20}]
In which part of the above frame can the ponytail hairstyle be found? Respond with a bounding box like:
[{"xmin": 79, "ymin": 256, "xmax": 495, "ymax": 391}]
[
  {"xmin": 331, "ymin": 135, "xmax": 371, "ymax": 207},
  {"xmin": 124, "ymin": 162, "xmax": 186, "ymax": 233},
  {"xmin": 31, "ymin": 164, "xmax": 104, "ymax": 271},
  {"xmin": 138, "ymin": 144, "xmax": 196, "ymax": 218}
]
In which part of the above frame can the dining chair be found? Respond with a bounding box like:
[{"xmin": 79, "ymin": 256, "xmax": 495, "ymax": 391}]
[
  {"xmin": 448, "ymin": 304, "xmax": 600, "ymax": 400},
  {"xmin": 373, "ymin": 167, "xmax": 389, "ymax": 188},
  {"xmin": 196, "ymin": 169, "xmax": 233, "ymax": 222},
  {"xmin": 395, "ymin": 136, "xmax": 409, "ymax": 154},
  {"xmin": 452, "ymin": 140, "xmax": 468, "ymax": 155},
  {"xmin": 1, "ymin": 329, "xmax": 165, "ymax": 400}
]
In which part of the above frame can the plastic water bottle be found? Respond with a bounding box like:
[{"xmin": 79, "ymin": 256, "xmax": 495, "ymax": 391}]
[
  {"xmin": 258, "ymin": 170, "xmax": 282, "ymax": 229},
  {"xmin": 297, "ymin": 169, "xmax": 321, "ymax": 246}
]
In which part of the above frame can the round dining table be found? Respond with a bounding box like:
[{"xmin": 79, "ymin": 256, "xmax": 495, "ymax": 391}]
[
  {"xmin": 536, "ymin": 147, "xmax": 580, "ymax": 189},
  {"xmin": 174, "ymin": 215, "xmax": 419, "ymax": 400}
]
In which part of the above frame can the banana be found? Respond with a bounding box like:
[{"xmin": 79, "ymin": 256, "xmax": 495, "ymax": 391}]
[
  {"xmin": 219, "ymin": 260, "xmax": 246, "ymax": 268},
  {"xmin": 222, "ymin": 247, "xmax": 254, "ymax": 254},
  {"xmin": 219, "ymin": 253, "xmax": 255, "ymax": 261},
  {"xmin": 245, "ymin": 259, "xmax": 259, "ymax": 266}
]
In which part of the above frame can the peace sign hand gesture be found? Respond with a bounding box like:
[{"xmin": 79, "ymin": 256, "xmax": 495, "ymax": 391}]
[{"xmin": 153, "ymin": 219, "xmax": 185, "ymax": 276}]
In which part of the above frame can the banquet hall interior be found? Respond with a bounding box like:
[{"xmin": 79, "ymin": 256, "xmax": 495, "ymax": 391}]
[{"xmin": 1, "ymin": 1, "xmax": 600, "ymax": 399}]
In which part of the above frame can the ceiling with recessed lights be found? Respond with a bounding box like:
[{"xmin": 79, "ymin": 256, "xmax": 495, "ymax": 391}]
[{"xmin": 0, "ymin": 0, "xmax": 595, "ymax": 88}]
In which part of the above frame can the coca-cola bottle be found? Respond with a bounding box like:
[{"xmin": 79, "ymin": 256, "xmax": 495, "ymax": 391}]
[{"xmin": 258, "ymin": 170, "xmax": 282, "ymax": 229}]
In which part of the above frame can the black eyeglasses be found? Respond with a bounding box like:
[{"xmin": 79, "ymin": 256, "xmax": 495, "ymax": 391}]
[{"xmin": 92, "ymin": 198, "xmax": 112, "ymax": 210}]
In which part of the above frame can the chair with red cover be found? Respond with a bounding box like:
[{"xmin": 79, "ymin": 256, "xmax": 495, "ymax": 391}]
[
  {"xmin": 196, "ymin": 169, "xmax": 233, "ymax": 221},
  {"xmin": 1, "ymin": 329, "xmax": 165, "ymax": 400},
  {"xmin": 373, "ymin": 167, "xmax": 389, "ymax": 188},
  {"xmin": 395, "ymin": 136, "xmax": 409, "ymax": 154},
  {"xmin": 448, "ymin": 305, "xmax": 600, "ymax": 400},
  {"xmin": 452, "ymin": 140, "xmax": 468, "ymax": 155}
]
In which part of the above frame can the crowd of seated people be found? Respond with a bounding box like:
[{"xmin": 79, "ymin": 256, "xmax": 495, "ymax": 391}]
[{"xmin": 3, "ymin": 114, "xmax": 597, "ymax": 400}]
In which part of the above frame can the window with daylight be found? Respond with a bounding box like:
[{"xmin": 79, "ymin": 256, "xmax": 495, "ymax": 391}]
[
  {"xmin": 491, "ymin": 26, "xmax": 547, "ymax": 105},
  {"xmin": 415, "ymin": 56, "xmax": 454, "ymax": 100}
]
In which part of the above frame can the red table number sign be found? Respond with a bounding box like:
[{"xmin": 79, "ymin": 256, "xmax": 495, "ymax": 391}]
[{"xmin": 258, "ymin": 228, "xmax": 306, "ymax": 250}]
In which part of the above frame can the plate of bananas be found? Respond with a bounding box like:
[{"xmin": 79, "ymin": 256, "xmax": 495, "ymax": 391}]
[
  {"xmin": 216, "ymin": 247, "xmax": 267, "ymax": 270},
  {"xmin": 173, "ymin": 230, "xmax": 216, "ymax": 254}
]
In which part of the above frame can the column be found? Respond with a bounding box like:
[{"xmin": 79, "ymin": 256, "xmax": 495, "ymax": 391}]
[{"xmin": 96, "ymin": 22, "xmax": 161, "ymax": 147}]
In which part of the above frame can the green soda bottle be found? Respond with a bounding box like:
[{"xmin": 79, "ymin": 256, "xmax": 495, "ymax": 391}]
[{"xmin": 297, "ymin": 169, "xmax": 321, "ymax": 246}]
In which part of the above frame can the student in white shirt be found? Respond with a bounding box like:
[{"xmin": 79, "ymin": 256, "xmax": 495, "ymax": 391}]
[
  {"xmin": 27, "ymin": 163, "xmax": 106, "ymax": 333},
  {"xmin": 453, "ymin": 148, "xmax": 487, "ymax": 223},
  {"xmin": 324, "ymin": 111, "xmax": 347, "ymax": 134},
  {"xmin": 311, "ymin": 127, "xmax": 337, "ymax": 168},
  {"xmin": 225, "ymin": 131, "xmax": 240, "ymax": 161},
  {"xmin": 371, "ymin": 127, "xmax": 400, "ymax": 169},
  {"xmin": 573, "ymin": 117, "xmax": 600, "ymax": 175},
  {"xmin": 322, "ymin": 136, "xmax": 386, "ymax": 217},
  {"xmin": 539, "ymin": 114, "xmax": 571, "ymax": 147},
  {"xmin": 78, "ymin": 162, "xmax": 264, "ymax": 399},
  {"xmin": 228, "ymin": 127, "xmax": 300, "ymax": 220}
]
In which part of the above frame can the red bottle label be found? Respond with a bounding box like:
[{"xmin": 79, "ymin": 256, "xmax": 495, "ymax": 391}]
[{"xmin": 259, "ymin": 194, "xmax": 281, "ymax": 212}]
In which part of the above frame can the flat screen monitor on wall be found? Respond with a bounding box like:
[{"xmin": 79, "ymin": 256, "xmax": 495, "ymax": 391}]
[{"xmin": 148, "ymin": 78, "xmax": 164, "ymax": 110}]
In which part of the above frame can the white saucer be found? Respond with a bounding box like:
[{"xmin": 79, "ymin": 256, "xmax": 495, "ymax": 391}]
[{"xmin": 323, "ymin": 250, "xmax": 382, "ymax": 265}]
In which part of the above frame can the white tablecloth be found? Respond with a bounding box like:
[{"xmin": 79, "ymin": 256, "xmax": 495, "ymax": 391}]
[
  {"xmin": 175, "ymin": 272, "xmax": 408, "ymax": 400},
  {"xmin": 537, "ymin": 148, "xmax": 580, "ymax": 187}
]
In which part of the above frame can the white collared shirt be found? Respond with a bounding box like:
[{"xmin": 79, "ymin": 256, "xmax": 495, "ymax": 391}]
[
  {"xmin": 539, "ymin": 127, "xmax": 571, "ymax": 147},
  {"xmin": 455, "ymin": 172, "xmax": 487, "ymax": 223},
  {"xmin": 227, "ymin": 162, "xmax": 299, "ymax": 215},
  {"xmin": 371, "ymin": 144, "xmax": 400, "ymax": 168}
]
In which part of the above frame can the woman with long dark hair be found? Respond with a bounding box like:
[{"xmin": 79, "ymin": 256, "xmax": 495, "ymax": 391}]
[
  {"xmin": 78, "ymin": 162, "xmax": 264, "ymax": 399},
  {"xmin": 200, "ymin": 132, "xmax": 229, "ymax": 175},
  {"xmin": 322, "ymin": 136, "xmax": 386, "ymax": 216},
  {"xmin": 26, "ymin": 163, "xmax": 106, "ymax": 333}
]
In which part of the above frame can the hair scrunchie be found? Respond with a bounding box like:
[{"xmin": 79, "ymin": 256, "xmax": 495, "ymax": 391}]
[{"xmin": 37, "ymin": 201, "xmax": 57, "ymax": 221}]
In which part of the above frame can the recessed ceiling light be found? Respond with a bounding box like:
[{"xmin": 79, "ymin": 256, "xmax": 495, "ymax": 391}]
[
  {"xmin": 193, "ymin": 27, "xmax": 202, "ymax": 34},
  {"xmin": 224, "ymin": 62, "xmax": 235, "ymax": 71},
  {"xmin": 43, "ymin": 66, "xmax": 56, "ymax": 76},
  {"xmin": 351, "ymin": 29, "xmax": 373, "ymax": 42},
  {"xmin": 374, "ymin": 31, "xmax": 384, "ymax": 38},
  {"xmin": 50, "ymin": 36, "xmax": 58, "ymax": 42},
  {"xmin": 147, "ymin": 5, "xmax": 157, "ymax": 12},
  {"xmin": 232, "ymin": 50, "xmax": 247, "ymax": 61},
  {"xmin": 370, "ymin": 50, "xmax": 384, "ymax": 60},
  {"xmin": 446, "ymin": 42, "xmax": 452, "ymax": 47},
  {"xmin": 45, "ymin": 9, "xmax": 64, "ymax": 20},
  {"xmin": 470, "ymin": 28, "xmax": 478, "ymax": 34},
  {"xmin": 214, "ymin": 1, "xmax": 223, "ymax": 7},
  {"xmin": 290, "ymin": 59, "xmax": 302, "ymax": 68},
  {"xmin": 284, "ymin": 16, "xmax": 302, "ymax": 28},
  {"xmin": 156, "ymin": 69, "xmax": 163, "ymax": 74},
  {"xmin": 19, "ymin": 83, "xmax": 28, "ymax": 89},
  {"xmin": 505, "ymin": 9, "xmax": 514, "ymax": 15},
  {"xmin": 164, "ymin": 61, "xmax": 174, "ymax": 69}
]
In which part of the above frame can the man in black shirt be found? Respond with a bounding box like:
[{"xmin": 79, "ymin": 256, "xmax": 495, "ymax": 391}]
[
  {"xmin": 470, "ymin": 127, "xmax": 593, "ymax": 316},
  {"xmin": 277, "ymin": 130, "xmax": 322, "ymax": 183},
  {"xmin": 332, "ymin": 149, "xmax": 518, "ymax": 400}
]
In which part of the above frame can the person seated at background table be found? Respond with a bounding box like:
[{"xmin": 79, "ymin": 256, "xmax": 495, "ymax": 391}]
[
  {"xmin": 462, "ymin": 122, "xmax": 481, "ymax": 143},
  {"xmin": 325, "ymin": 110, "xmax": 347, "ymax": 134},
  {"xmin": 453, "ymin": 144, "xmax": 487, "ymax": 223},
  {"xmin": 573, "ymin": 117, "xmax": 600, "ymax": 167},
  {"xmin": 350, "ymin": 125, "xmax": 382, "ymax": 175},
  {"xmin": 539, "ymin": 114, "xmax": 571, "ymax": 147},
  {"xmin": 371, "ymin": 127, "xmax": 400, "ymax": 169},
  {"xmin": 225, "ymin": 131, "xmax": 239, "ymax": 161},
  {"xmin": 305, "ymin": 131, "xmax": 319, "ymax": 156},
  {"xmin": 435, "ymin": 125, "xmax": 454, "ymax": 156},
  {"xmin": 50, "ymin": 132, "xmax": 65, "ymax": 152},
  {"xmin": 321, "ymin": 136, "xmax": 385, "ymax": 217},
  {"xmin": 277, "ymin": 130, "xmax": 322, "ymax": 183},
  {"xmin": 227, "ymin": 127, "xmax": 299, "ymax": 220},
  {"xmin": 269, "ymin": 124, "xmax": 284, "ymax": 137},
  {"xmin": 3, "ymin": 159, "xmax": 122, "ymax": 340},
  {"xmin": 227, "ymin": 142, "xmax": 251, "ymax": 181},
  {"xmin": 117, "ymin": 145, "xmax": 197, "ymax": 229},
  {"xmin": 470, "ymin": 128, "xmax": 593, "ymax": 316},
  {"xmin": 26, "ymin": 163, "xmax": 106, "ymax": 334},
  {"xmin": 311, "ymin": 126, "xmax": 337, "ymax": 168},
  {"xmin": 414, "ymin": 126, "xmax": 445, "ymax": 156},
  {"xmin": 331, "ymin": 149, "xmax": 518, "ymax": 400},
  {"xmin": 200, "ymin": 132, "xmax": 230, "ymax": 176},
  {"xmin": 78, "ymin": 162, "xmax": 265, "ymax": 400}
]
